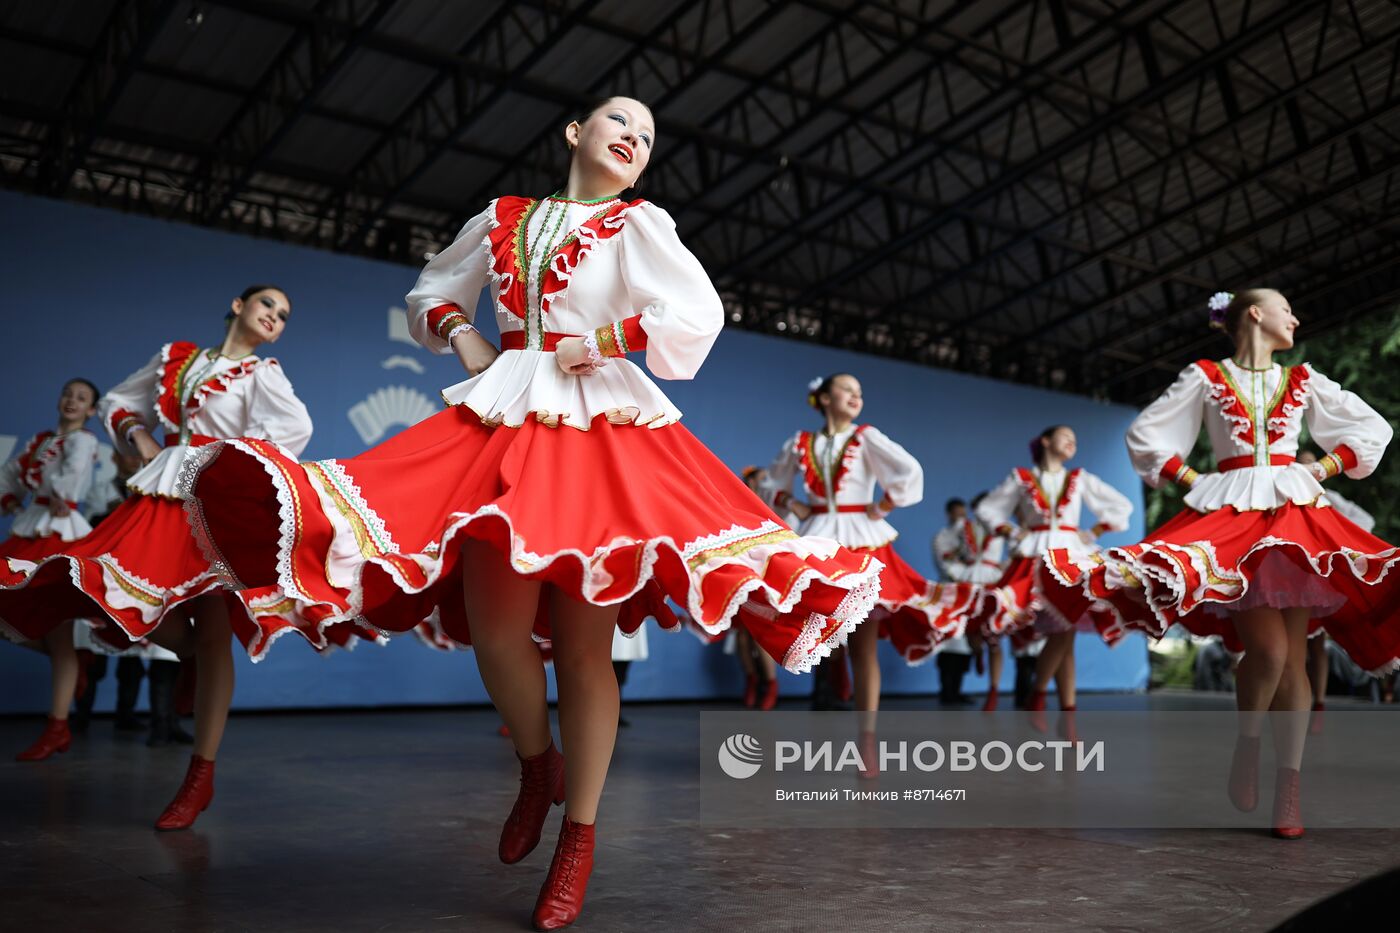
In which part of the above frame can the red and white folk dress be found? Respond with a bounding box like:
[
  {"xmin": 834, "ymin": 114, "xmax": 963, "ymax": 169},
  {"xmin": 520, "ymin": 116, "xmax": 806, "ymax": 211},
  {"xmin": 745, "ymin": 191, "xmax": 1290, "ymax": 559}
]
[
  {"xmin": 1047, "ymin": 359, "xmax": 1400, "ymax": 672},
  {"xmin": 181, "ymin": 195, "xmax": 882, "ymax": 671},
  {"xmin": 766, "ymin": 425, "xmax": 978, "ymax": 664},
  {"xmin": 975, "ymin": 465, "xmax": 1134, "ymax": 645},
  {"xmin": 0, "ymin": 429, "xmax": 99, "ymax": 592},
  {"xmin": 0, "ymin": 343, "xmax": 348, "ymax": 657}
]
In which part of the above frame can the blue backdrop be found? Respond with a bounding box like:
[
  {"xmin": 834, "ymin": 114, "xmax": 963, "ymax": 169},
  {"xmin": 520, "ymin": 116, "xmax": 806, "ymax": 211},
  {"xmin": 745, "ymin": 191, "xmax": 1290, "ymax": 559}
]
[{"xmin": 0, "ymin": 191, "xmax": 1149, "ymax": 712}]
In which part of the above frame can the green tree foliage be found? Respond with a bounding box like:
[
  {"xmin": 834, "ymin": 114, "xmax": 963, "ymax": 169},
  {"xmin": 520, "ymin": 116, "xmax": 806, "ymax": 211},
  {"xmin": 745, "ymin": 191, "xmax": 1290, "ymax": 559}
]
[{"xmin": 1143, "ymin": 305, "xmax": 1400, "ymax": 538}]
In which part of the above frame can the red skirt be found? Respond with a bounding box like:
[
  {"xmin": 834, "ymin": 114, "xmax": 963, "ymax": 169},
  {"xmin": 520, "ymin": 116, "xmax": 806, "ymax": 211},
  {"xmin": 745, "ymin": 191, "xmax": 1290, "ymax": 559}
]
[
  {"xmin": 1046, "ymin": 503, "xmax": 1400, "ymax": 672},
  {"xmin": 0, "ymin": 532, "xmax": 71, "ymax": 563},
  {"xmin": 184, "ymin": 408, "xmax": 883, "ymax": 673},
  {"xmin": 860, "ymin": 543, "xmax": 979, "ymax": 665},
  {"xmin": 0, "ymin": 494, "xmax": 374, "ymax": 657},
  {"xmin": 972, "ymin": 555, "xmax": 1128, "ymax": 648}
]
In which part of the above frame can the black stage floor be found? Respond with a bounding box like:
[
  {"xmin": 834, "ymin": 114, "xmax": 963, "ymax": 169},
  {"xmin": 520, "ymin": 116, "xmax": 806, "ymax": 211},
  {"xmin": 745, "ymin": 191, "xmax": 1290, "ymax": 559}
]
[{"xmin": 3, "ymin": 693, "xmax": 1397, "ymax": 932}]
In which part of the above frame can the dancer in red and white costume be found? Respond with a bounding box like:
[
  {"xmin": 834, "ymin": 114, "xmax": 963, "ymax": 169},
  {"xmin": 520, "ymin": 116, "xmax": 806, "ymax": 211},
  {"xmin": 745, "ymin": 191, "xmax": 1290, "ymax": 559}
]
[
  {"xmin": 976, "ymin": 425, "xmax": 1133, "ymax": 734},
  {"xmin": 1, "ymin": 378, "xmax": 100, "ymax": 760},
  {"xmin": 181, "ymin": 98, "xmax": 881, "ymax": 930},
  {"xmin": 1046, "ymin": 288, "xmax": 1399, "ymax": 838},
  {"xmin": 0, "ymin": 285, "xmax": 322, "ymax": 831},
  {"xmin": 767, "ymin": 374, "xmax": 978, "ymax": 770}
]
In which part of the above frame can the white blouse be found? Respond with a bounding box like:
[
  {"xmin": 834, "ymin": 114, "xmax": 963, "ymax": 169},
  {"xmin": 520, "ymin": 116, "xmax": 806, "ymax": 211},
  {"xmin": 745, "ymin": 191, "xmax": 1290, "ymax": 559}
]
[
  {"xmin": 0, "ymin": 429, "xmax": 98, "ymax": 541},
  {"xmin": 766, "ymin": 424, "xmax": 923, "ymax": 549},
  {"xmin": 977, "ymin": 466, "xmax": 1133, "ymax": 559},
  {"xmin": 406, "ymin": 197, "xmax": 724, "ymax": 430},
  {"xmin": 99, "ymin": 344, "xmax": 313, "ymax": 498},
  {"xmin": 933, "ymin": 518, "xmax": 1007, "ymax": 584},
  {"xmin": 1127, "ymin": 359, "xmax": 1392, "ymax": 512}
]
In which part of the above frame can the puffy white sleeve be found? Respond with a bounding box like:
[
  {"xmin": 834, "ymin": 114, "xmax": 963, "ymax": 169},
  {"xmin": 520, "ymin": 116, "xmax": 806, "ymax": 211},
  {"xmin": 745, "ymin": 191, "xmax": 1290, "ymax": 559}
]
[
  {"xmin": 97, "ymin": 350, "xmax": 163, "ymax": 452},
  {"xmin": 614, "ymin": 203, "xmax": 724, "ymax": 380},
  {"xmin": 405, "ymin": 205, "xmax": 495, "ymax": 354},
  {"xmin": 1079, "ymin": 470, "xmax": 1133, "ymax": 534},
  {"xmin": 48, "ymin": 431, "xmax": 99, "ymax": 505},
  {"xmin": 243, "ymin": 363, "xmax": 314, "ymax": 458},
  {"xmin": 976, "ymin": 471, "xmax": 1022, "ymax": 534},
  {"xmin": 0, "ymin": 437, "xmax": 29, "ymax": 506},
  {"xmin": 764, "ymin": 432, "xmax": 804, "ymax": 510},
  {"xmin": 860, "ymin": 426, "xmax": 924, "ymax": 508},
  {"xmin": 1327, "ymin": 492, "xmax": 1376, "ymax": 533},
  {"xmin": 932, "ymin": 525, "xmax": 967, "ymax": 581},
  {"xmin": 1304, "ymin": 364, "xmax": 1393, "ymax": 481},
  {"xmin": 1125, "ymin": 364, "xmax": 1207, "ymax": 489}
]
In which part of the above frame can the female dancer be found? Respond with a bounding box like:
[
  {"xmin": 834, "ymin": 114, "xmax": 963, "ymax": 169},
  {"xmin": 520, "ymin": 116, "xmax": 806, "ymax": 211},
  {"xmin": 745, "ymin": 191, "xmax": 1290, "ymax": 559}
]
[
  {"xmin": 767, "ymin": 373, "xmax": 977, "ymax": 771},
  {"xmin": 976, "ymin": 425, "xmax": 1133, "ymax": 735},
  {"xmin": 0, "ymin": 378, "xmax": 100, "ymax": 759},
  {"xmin": 180, "ymin": 97, "xmax": 881, "ymax": 930},
  {"xmin": 0, "ymin": 285, "xmax": 321, "ymax": 829},
  {"xmin": 1047, "ymin": 288, "xmax": 1398, "ymax": 838}
]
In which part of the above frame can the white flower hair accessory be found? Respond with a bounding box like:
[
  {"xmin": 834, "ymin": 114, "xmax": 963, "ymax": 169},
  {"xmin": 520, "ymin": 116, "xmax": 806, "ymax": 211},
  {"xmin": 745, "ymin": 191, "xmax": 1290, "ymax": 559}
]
[
  {"xmin": 1208, "ymin": 291, "xmax": 1234, "ymax": 330},
  {"xmin": 807, "ymin": 376, "xmax": 824, "ymax": 392}
]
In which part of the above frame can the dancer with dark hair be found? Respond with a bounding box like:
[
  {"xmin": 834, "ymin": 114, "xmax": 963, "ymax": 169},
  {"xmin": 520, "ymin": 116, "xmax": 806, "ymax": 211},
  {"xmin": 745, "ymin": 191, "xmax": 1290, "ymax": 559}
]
[
  {"xmin": 768, "ymin": 373, "xmax": 978, "ymax": 774},
  {"xmin": 0, "ymin": 285, "xmax": 327, "ymax": 829},
  {"xmin": 180, "ymin": 97, "xmax": 882, "ymax": 930},
  {"xmin": 976, "ymin": 424, "xmax": 1133, "ymax": 737},
  {"xmin": 1, "ymin": 378, "xmax": 100, "ymax": 759}
]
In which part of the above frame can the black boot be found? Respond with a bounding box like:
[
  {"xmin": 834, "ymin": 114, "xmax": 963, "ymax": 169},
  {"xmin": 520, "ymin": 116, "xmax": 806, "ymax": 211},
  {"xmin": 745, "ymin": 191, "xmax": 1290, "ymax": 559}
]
[
  {"xmin": 1014, "ymin": 656, "xmax": 1037, "ymax": 710},
  {"xmin": 147, "ymin": 661, "xmax": 192, "ymax": 746},
  {"xmin": 71, "ymin": 654, "xmax": 106, "ymax": 733},
  {"xmin": 114, "ymin": 657, "xmax": 145, "ymax": 731}
]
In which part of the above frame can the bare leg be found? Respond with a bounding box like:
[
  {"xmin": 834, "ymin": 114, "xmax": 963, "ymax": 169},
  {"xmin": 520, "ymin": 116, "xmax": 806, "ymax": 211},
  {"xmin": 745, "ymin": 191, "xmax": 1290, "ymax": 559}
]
[
  {"xmin": 145, "ymin": 605, "xmax": 196, "ymax": 658},
  {"xmin": 547, "ymin": 587, "xmax": 621, "ymax": 826},
  {"xmin": 987, "ymin": 639, "xmax": 1004, "ymax": 691},
  {"xmin": 1305, "ymin": 634, "xmax": 1328, "ymax": 706},
  {"xmin": 735, "ymin": 628, "xmax": 756, "ymax": 677},
  {"xmin": 1270, "ymin": 609, "xmax": 1313, "ymax": 770},
  {"xmin": 1055, "ymin": 640, "xmax": 1077, "ymax": 709},
  {"xmin": 41, "ymin": 625, "xmax": 78, "ymax": 721},
  {"xmin": 847, "ymin": 611, "xmax": 881, "ymax": 731},
  {"xmin": 757, "ymin": 647, "xmax": 777, "ymax": 681},
  {"xmin": 461, "ymin": 538, "xmax": 550, "ymax": 758},
  {"xmin": 188, "ymin": 595, "xmax": 235, "ymax": 761},
  {"xmin": 1231, "ymin": 607, "xmax": 1290, "ymax": 736},
  {"xmin": 1031, "ymin": 631, "xmax": 1073, "ymax": 696}
]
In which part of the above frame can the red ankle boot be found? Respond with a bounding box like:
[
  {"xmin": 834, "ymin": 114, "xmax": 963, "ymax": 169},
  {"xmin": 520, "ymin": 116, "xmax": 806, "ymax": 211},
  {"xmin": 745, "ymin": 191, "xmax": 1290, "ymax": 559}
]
[
  {"xmin": 500, "ymin": 743, "xmax": 566, "ymax": 864},
  {"xmin": 981, "ymin": 688, "xmax": 999, "ymax": 713},
  {"xmin": 759, "ymin": 678, "xmax": 779, "ymax": 711},
  {"xmin": 1308, "ymin": 701, "xmax": 1324, "ymax": 736},
  {"xmin": 1027, "ymin": 691, "xmax": 1048, "ymax": 733},
  {"xmin": 532, "ymin": 817, "xmax": 596, "ymax": 930},
  {"xmin": 742, "ymin": 674, "xmax": 759, "ymax": 708},
  {"xmin": 16, "ymin": 717, "xmax": 71, "ymax": 761},
  {"xmin": 155, "ymin": 755, "xmax": 215, "ymax": 831},
  {"xmin": 1271, "ymin": 767, "xmax": 1304, "ymax": 839},
  {"xmin": 1227, "ymin": 734, "xmax": 1261, "ymax": 813}
]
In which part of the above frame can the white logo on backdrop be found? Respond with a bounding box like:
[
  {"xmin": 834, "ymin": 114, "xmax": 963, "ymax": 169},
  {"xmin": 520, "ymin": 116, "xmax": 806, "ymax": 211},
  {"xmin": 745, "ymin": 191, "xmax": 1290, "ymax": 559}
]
[
  {"xmin": 718, "ymin": 733, "xmax": 765, "ymax": 779},
  {"xmin": 344, "ymin": 307, "xmax": 440, "ymax": 446},
  {"xmin": 381, "ymin": 356, "xmax": 425, "ymax": 374}
]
